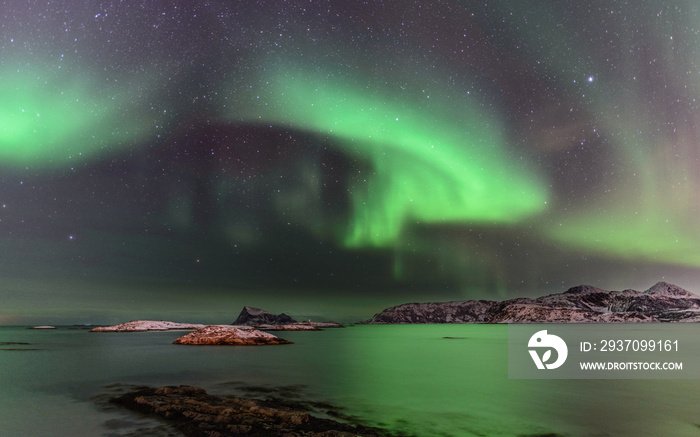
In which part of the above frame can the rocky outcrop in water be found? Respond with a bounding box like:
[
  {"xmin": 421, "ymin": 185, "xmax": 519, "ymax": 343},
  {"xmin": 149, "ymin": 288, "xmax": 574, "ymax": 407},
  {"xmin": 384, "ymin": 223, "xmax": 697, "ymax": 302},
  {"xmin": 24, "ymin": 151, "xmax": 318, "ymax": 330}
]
[
  {"xmin": 258, "ymin": 324, "xmax": 321, "ymax": 331},
  {"xmin": 232, "ymin": 306, "xmax": 297, "ymax": 325},
  {"xmin": 91, "ymin": 320, "xmax": 206, "ymax": 332},
  {"xmin": 0, "ymin": 342, "xmax": 40, "ymax": 351},
  {"xmin": 258, "ymin": 322, "xmax": 345, "ymax": 331},
  {"xmin": 173, "ymin": 325, "xmax": 292, "ymax": 345},
  {"xmin": 112, "ymin": 385, "xmax": 397, "ymax": 436},
  {"xmin": 365, "ymin": 282, "xmax": 700, "ymax": 324}
]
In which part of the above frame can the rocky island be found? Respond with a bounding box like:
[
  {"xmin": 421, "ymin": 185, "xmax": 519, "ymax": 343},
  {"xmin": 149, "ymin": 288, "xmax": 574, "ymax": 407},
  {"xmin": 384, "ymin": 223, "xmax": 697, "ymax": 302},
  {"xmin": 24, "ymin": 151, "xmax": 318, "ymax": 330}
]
[
  {"xmin": 365, "ymin": 282, "xmax": 700, "ymax": 324},
  {"xmin": 91, "ymin": 320, "xmax": 206, "ymax": 332},
  {"xmin": 233, "ymin": 306, "xmax": 297, "ymax": 325},
  {"xmin": 172, "ymin": 325, "xmax": 292, "ymax": 345},
  {"xmin": 233, "ymin": 306, "xmax": 344, "ymax": 330}
]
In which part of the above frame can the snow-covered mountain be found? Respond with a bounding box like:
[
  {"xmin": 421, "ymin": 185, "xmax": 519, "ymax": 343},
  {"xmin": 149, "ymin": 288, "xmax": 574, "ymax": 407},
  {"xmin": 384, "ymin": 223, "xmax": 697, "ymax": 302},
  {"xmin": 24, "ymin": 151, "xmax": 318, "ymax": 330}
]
[{"xmin": 364, "ymin": 282, "xmax": 700, "ymax": 324}]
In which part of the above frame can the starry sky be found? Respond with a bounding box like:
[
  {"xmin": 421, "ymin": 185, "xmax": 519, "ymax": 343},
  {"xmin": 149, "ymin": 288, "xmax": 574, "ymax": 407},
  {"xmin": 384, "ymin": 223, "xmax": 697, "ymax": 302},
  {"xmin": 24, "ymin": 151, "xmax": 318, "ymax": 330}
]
[{"xmin": 2, "ymin": 1, "xmax": 700, "ymax": 324}]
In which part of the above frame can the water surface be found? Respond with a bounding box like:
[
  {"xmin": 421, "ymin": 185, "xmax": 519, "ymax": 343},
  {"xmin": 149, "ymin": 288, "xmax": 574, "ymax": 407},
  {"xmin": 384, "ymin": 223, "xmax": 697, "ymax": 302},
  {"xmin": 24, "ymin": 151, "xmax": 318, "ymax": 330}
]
[{"xmin": 0, "ymin": 325, "xmax": 698, "ymax": 436}]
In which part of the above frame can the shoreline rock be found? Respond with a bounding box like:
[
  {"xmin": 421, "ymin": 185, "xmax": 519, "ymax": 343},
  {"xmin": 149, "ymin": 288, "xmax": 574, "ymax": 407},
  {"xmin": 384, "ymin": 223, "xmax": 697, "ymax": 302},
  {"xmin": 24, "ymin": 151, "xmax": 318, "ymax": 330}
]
[
  {"xmin": 91, "ymin": 321, "xmax": 206, "ymax": 332},
  {"xmin": 258, "ymin": 322, "xmax": 345, "ymax": 331},
  {"xmin": 304, "ymin": 321, "xmax": 345, "ymax": 329},
  {"xmin": 258, "ymin": 323, "xmax": 321, "ymax": 331},
  {"xmin": 173, "ymin": 325, "xmax": 292, "ymax": 345},
  {"xmin": 364, "ymin": 281, "xmax": 700, "ymax": 324},
  {"xmin": 112, "ymin": 385, "xmax": 399, "ymax": 436}
]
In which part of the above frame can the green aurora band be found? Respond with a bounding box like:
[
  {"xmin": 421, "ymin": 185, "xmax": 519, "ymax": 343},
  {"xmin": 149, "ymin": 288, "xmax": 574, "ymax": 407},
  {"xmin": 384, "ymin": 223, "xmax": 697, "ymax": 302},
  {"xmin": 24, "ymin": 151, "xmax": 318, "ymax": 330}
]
[
  {"xmin": 549, "ymin": 201, "xmax": 700, "ymax": 267},
  {"xmin": 0, "ymin": 60, "xmax": 162, "ymax": 168},
  {"xmin": 485, "ymin": 2, "xmax": 700, "ymax": 268},
  {"xmin": 232, "ymin": 67, "xmax": 548, "ymax": 248},
  {"xmin": 548, "ymin": 98, "xmax": 700, "ymax": 267}
]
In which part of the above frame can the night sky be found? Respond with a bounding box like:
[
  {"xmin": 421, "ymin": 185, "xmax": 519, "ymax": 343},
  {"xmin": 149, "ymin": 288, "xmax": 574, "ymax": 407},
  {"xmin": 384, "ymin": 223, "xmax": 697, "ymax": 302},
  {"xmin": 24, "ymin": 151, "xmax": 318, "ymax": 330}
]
[{"xmin": 2, "ymin": 1, "xmax": 700, "ymax": 324}]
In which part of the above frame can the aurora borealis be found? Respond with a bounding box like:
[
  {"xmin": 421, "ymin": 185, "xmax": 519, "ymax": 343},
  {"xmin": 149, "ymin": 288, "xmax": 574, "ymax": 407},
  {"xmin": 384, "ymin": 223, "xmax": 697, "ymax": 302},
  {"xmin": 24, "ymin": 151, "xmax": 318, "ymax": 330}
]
[
  {"xmin": 0, "ymin": 59, "xmax": 165, "ymax": 168},
  {"xmin": 233, "ymin": 65, "xmax": 548, "ymax": 247},
  {"xmin": 3, "ymin": 1, "xmax": 700, "ymax": 324}
]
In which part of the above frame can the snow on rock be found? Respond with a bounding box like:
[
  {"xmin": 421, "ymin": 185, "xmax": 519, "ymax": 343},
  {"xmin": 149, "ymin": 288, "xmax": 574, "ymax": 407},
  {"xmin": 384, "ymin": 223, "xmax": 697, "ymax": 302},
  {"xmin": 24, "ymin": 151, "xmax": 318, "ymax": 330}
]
[
  {"xmin": 364, "ymin": 282, "xmax": 700, "ymax": 324},
  {"xmin": 644, "ymin": 281, "xmax": 697, "ymax": 297},
  {"xmin": 257, "ymin": 322, "xmax": 344, "ymax": 331},
  {"xmin": 305, "ymin": 321, "xmax": 344, "ymax": 328},
  {"xmin": 173, "ymin": 325, "xmax": 293, "ymax": 345},
  {"xmin": 257, "ymin": 324, "xmax": 320, "ymax": 331},
  {"xmin": 365, "ymin": 300, "xmax": 496, "ymax": 324},
  {"xmin": 91, "ymin": 320, "xmax": 206, "ymax": 332}
]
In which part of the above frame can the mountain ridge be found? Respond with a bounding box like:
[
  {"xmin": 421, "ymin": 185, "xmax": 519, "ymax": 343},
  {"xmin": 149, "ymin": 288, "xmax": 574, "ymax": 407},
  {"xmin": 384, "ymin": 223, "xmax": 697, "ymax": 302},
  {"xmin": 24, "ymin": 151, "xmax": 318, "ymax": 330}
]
[
  {"xmin": 232, "ymin": 306, "xmax": 297, "ymax": 325},
  {"xmin": 364, "ymin": 282, "xmax": 700, "ymax": 324}
]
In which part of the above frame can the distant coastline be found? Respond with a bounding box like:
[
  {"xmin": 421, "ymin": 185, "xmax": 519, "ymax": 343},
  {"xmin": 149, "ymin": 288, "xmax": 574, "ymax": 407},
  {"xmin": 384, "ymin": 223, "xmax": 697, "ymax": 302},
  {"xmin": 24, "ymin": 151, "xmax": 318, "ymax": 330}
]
[
  {"xmin": 88, "ymin": 306, "xmax": 344, "ymax": 333},
  {"xmin": 363, "ymin": 282, "xmax": 700, "ymax": 324}
]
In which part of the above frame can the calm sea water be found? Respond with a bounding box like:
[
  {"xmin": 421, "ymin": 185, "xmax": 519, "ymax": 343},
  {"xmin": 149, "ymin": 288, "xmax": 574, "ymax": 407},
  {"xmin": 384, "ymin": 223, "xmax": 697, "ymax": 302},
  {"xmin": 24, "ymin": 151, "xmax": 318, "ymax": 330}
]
[{"xmin": 1, "ymin": 324, "xmax": 700, "ymax": 436}]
